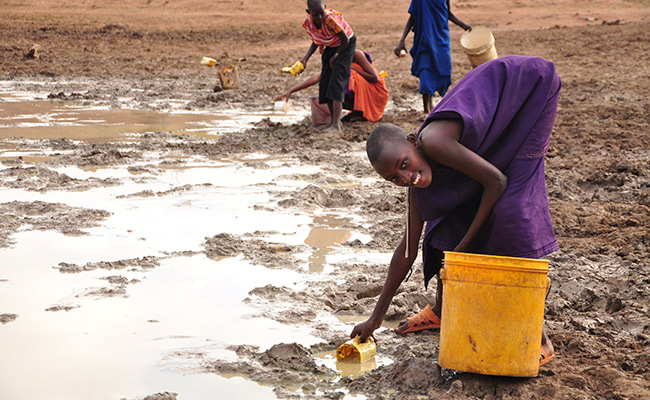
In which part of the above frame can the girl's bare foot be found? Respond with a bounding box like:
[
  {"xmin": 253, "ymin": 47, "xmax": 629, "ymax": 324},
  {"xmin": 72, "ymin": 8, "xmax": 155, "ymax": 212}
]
[{"xmin": 321, "ymin": 123, "xmax": 342, "ymax": 133}]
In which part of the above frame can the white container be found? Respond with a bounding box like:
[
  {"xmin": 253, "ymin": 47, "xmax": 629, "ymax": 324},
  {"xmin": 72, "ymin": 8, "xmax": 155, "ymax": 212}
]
[
  {"xmin": 460, "ymin": 26, "xmax": 498, "ymax": 68},
  {"xmin": 274, "ymin": 100, "xmax": 291, "ymax": 113},
  {"xmin": 201, "ymin": 57, "xmax": 217, "ymax": 66}
]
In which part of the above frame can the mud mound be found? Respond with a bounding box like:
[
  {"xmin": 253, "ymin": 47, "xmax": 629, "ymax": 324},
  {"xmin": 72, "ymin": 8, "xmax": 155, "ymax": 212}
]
[
  {"xmin": 202, "ymin": 233, "xmax": 306, "ymax": 269},
  {"xmin": 203, "ymin": 343, "xmax": 337, "ymax": 398},
  {"xmin": 277, "ymin": 184, "xmax": 360, "ymax": 209},
  {"xmin": 142, "ymin": 393, "xmax": 178, "ymax": 400},
  {"xmin": 55, "ymin": 256, "xmax": 160, "ymax": 273},
  {"xmin": 52, "ymin": 145, "xmax": 141, "ymax": 167},
  {"xmin": 0, "ymin": 313, "xmax": 18, "ymax": 324},
  {"xmin": 0, "ymin": 166, "xmax": 120, "ymax": 191},
  {"xmin": 116, "ymin": 184, "xmax": 213, "ymax": 199},
  {"xmin": 258, "ymin": 343, "xmax": 320, "ymax": 372},
  {"xmin": 0, "ymin": 200, "xmax": 111, "ymax": 247},
  {"xmin": 349, "ymin": 358, "xmax": 443, "ymax": 395}
]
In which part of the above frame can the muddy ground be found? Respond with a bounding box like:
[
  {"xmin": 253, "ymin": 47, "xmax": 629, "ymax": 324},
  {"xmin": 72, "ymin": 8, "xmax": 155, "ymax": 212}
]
[{"xmin": 1, "ymin": 0, "xmax": 650, "ymax": 399}]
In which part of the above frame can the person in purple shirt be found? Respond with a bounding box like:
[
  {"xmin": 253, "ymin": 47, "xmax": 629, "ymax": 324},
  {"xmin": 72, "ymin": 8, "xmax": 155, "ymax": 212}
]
[{"xmin": 352, "ymin": 55, "xmax": 561, "ymax": 367}]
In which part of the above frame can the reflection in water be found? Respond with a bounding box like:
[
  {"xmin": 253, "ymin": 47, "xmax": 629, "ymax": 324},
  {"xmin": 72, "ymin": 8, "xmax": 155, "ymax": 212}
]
[
  {"xmin": 0, "ymin": 100, "xmax": 218, "ymax": 142},
  {"xmin": 0, "ymin": 92, "xmax": 308, "ymax": 142},
  {"xmin": 337, "ymin": 357, "xmax": 378, "ymax": 378},
  {"xmin": 314, "ymin": 350, "xmax": 388, "ymax": 379},
  {"xmin": 304, "ymin": 215, "xmax": 352, "ymax": 272}
]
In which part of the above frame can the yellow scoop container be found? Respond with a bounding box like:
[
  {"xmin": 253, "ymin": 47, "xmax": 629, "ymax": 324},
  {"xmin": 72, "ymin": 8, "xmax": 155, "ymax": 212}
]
[{"xmin": 336, "ymin": 336, "xmax": 376, "ymax": 363}]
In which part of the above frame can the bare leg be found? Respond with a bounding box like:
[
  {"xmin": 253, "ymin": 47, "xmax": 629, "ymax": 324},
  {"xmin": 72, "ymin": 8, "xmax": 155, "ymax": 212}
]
[
  {"xmin": 322, "ymin": 100, "xmax": 343, "ymax": 132},
  {"xmin": 541, "ymin": 329, "xmax": 554, "ymax": 357},
  {"xmin": 422, "ymin": 93, "xmax": 433, "ymax": 114},
  {"xmin": 431, "ymin": 275, "xmax": 443, "ymax": 317}
]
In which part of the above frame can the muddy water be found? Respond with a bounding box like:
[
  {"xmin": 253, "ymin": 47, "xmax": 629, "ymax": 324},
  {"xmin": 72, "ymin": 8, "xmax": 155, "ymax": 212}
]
[
  {"xmin": 0, "ymin": 91, "xmax": 386, "ymax": 399},
  {"xmin": 0, "ymin": 85, "xmax": 309, "ymax": 142}
]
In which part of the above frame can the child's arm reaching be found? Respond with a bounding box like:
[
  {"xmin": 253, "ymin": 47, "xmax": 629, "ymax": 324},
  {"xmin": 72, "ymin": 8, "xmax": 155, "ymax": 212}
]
[
  {"xmin": 300, "ymin": 42, "xmax": 319, "ymax": 69},
  {"xmin": 350, "ymin": 192, "xmax": 424, "ymax": 341},
  {"xmin": 273, "ymin": 73, "xmax": 321, "ymax": 101},
  {"xmin": 350, "ymin": 51, "xmax": 379, "ymax": 83},
  {"xmin": 394, "ymin": 14, "xmax": 414, "ymax": 57},
  {"xmin": 447, "ymin": 0, "xmax": 471, "ymax": 31}
]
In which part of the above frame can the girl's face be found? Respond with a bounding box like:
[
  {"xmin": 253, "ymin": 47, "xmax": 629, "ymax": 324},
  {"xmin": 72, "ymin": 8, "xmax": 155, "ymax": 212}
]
[{"xmin": 371, "ymin": 136, "xmax": 434, "ymax": 188}]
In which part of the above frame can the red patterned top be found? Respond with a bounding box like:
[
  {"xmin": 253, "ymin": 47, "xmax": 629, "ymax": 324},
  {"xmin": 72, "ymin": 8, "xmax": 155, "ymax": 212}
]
[{"xmin": 302, "ymin": 9, "xmax": 354, "ymax": 50}]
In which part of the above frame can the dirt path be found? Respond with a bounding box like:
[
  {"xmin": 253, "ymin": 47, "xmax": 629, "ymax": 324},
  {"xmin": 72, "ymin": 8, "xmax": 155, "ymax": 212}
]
[{"xmin": 1, "ymin": 1, "xmax": 650, "ymax": 399}]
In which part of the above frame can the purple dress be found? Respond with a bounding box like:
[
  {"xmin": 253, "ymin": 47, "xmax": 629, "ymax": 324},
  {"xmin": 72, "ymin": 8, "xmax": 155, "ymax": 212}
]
[{"xmin": 414, "ymin": 55, "xmax": 561, "ymax": 287}]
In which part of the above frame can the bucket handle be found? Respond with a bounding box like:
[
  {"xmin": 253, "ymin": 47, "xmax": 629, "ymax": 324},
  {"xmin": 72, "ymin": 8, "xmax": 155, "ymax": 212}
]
[{"xmin": 545, "ymin": 277, "xmax": 552, "ymax": 301}]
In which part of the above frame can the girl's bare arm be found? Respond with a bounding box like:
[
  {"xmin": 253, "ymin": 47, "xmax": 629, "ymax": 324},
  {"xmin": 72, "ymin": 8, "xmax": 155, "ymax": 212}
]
[
  {"xmin": 350, "ymin": 191, "xmax": 424, "ymax": 340},
  {"xmin": 395, "ymin": 14, "xmax": 414, "ymax": 56},
  {"xmin": 447, "ymin": 0, "xmax": 471, "ymax": 31},
  {"xmin": 300, "ymin": 42, "xmax": 318, "ymax": 68},
  {"xmin": 350, "ymin": 51, "xmax": 379, "ymax": 83}
]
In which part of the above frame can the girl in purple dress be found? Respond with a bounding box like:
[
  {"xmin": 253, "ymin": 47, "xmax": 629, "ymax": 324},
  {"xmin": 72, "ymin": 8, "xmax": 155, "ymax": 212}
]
[{"xmin": 352, "ymin": 55, "xmax": 561, "ymax": 366}]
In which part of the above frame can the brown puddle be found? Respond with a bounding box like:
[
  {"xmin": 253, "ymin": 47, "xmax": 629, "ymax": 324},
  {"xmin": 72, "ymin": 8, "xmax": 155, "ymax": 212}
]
[
  {"xmin": 304, "ymin": 214, "xmax": 352, "ymax": 273},
  {"xmin": 0, "ymin": 100, "xmax": 221, "ymax": 142}
]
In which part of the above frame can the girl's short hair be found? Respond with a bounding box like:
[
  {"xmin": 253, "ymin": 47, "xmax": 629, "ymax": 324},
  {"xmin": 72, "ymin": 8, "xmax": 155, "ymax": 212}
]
[{"xmin": 366, "ymin": 124, "xmax": 408, "ymax": 164}]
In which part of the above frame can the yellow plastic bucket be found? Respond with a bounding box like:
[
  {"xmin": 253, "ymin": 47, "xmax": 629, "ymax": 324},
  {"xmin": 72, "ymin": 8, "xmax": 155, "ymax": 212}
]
[
  {"xmin": 438, "ymin": 251, "xmax": 550, "ymax": 377},
  {"xmin": 460, "ymin": 26, "xmax": 498, "ymax": 68}
]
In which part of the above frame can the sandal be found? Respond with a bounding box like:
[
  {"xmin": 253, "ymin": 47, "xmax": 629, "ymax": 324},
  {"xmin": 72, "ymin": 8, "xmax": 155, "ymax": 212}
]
[
  {"xmin": 341, "ymin": 110, "xmax": 364, "ymax": 123},
  {"xmin": 394, "ymin": 304, "xmax": 441, "ymax": 334},
  {"xmin": 539, "ymin": 346, "xmax": 556, "ymax": 367}
]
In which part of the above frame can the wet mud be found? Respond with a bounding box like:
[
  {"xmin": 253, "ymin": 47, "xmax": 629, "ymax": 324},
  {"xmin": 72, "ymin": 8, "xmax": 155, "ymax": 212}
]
[
  {"xmin": 0, "ymin": 200, "xmax": 111, "ymax": 247},
  {"xmin": 1, "ymin": 1, "xmax": 650, "ymax": 399}
]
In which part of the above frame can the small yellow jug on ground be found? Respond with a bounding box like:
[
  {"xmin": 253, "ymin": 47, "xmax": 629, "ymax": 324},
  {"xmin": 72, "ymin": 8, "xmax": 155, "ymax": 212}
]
[{"xmin": 336, "ymin": 336, "xmax": 376, "ymax": 363}]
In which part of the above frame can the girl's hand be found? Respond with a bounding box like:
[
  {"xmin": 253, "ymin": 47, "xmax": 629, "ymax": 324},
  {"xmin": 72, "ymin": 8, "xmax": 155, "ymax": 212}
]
[
  {"xmin": 329, "ymin": 53, "xmax": 339, "ymax": 68},
  {"xmin": 350, "ymin": 318, "xmax": 379, "ymax": 342},
  {"xmin": 273, "ymin": 92, "xmax": 291, "ymax": 102},
  {"xmin": 394, "ymin": 42, "xmax": 406, "ymax": 58}
]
